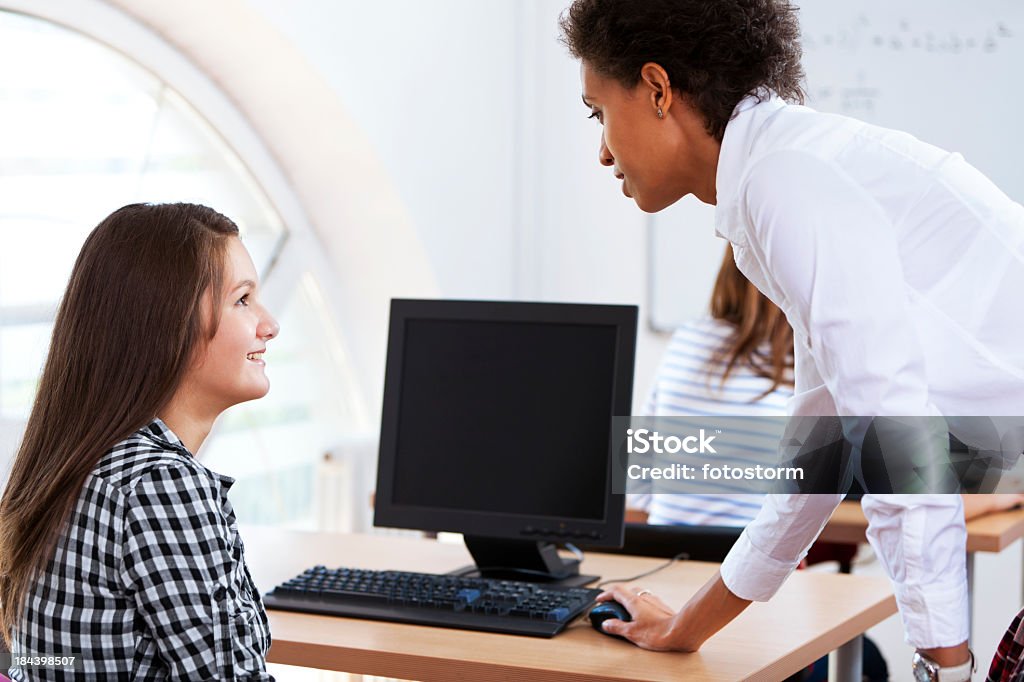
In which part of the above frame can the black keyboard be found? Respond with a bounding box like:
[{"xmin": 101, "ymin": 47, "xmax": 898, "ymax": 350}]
[{"xmin": 263, "ymin": 565, "xmax": 601, "ymax": 637}]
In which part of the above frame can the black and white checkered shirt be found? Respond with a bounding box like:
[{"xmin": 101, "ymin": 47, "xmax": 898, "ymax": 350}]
[{"xmin": 9, "ymin": 419, "xmax": 273, "ymax": 680}]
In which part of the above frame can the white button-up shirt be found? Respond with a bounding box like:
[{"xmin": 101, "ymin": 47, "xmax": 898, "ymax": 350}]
[{"xmin": 714, "ymin": 94, "xmax": 1024, "ymax": 648}]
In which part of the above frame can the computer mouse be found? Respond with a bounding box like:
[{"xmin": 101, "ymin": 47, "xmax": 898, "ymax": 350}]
[{"xmin": 589, "ymin": 600, "xmax": 632, "ymax": 639}]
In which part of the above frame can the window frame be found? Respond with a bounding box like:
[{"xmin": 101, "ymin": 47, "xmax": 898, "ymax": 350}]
[{"xmin": 0, "ymin": 0, "xmax": 367, "ymax": 431}]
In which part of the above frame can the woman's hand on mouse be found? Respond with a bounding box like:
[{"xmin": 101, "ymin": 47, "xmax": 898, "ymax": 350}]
[
  {"xmin": 595, "ymin": 584, "xmax": 682, "ymax": 651},
  {"xmin": 597, "ymin": 571, "xmax": 754, "ymax": 653}
]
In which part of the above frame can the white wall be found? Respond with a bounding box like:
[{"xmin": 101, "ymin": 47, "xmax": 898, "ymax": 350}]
[
  {"xmin": 244, "ymin": 0, "xmax": 674, "ymax": 407},
  {"xmin": 244, "ymin": 0, "xmax": 520, "ymax": 300}
]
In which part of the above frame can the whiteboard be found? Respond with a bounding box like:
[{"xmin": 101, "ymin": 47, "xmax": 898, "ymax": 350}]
[{"xmin": 649, "ymin": 0, "xmax": 1021, "ymax": 331}]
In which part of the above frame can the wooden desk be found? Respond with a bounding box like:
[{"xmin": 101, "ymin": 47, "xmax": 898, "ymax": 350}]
[
  {"xmin": 820, "ymin": 501, "xmax": 1024, "ymax": 553},
  {"xmin": 243, "ymin": 529, "xmax": 896, "ymax": 682},
  {"xmin": 820, "ymin": 501, "xmax": 1024, "ymax": 637}
]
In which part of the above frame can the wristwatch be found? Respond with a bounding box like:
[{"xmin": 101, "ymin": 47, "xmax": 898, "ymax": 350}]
[{"xmin": 912, "ymin": 651, "xmax": 974, "ymax": 682}]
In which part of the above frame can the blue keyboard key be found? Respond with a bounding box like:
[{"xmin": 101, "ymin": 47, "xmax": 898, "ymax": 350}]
[
  {"xmin": 546, "ymin": 607, "xmax": 570, "ymax": 622},
  {"xmin": 456, "ymin": 588, "xmax": 481, "ymax": 604}
]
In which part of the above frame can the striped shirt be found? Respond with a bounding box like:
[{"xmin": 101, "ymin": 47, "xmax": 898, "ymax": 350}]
[
  {"xmin": 629, "ymin": 317, "xmax": 793, "ymax": 526},
  {"xmin": 9, "ymin": 419, "xmax": 272, "ymax": 681}
]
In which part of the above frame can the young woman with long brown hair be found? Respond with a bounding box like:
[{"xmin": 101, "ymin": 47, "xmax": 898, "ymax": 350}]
[{"xmin": 0, "ymin": 203, "xmax": 279, "ymax": 680}]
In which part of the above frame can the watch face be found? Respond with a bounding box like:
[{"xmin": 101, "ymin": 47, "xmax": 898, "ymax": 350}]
[{"xmin": 912, "ymin": 654, "xmax": 938, "ymax": 682}]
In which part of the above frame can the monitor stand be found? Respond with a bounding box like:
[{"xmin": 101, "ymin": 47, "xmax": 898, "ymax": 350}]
[{"xmin": 452, "ymin": 535, "xmax": 599, "ymax": 588}]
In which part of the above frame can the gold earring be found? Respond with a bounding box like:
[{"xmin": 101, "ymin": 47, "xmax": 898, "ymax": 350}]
[{"xmin": 657, "ymin": 107, "xmax": 664, "ymax": 119}]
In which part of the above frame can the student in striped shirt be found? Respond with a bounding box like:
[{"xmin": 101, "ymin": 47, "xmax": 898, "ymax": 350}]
[{"xmin": 628, "ymin": 244, "xmax": 791, "ymax": 526}]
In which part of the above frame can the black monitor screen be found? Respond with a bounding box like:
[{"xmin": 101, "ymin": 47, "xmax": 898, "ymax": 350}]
[
  {"xmin": 375, "ymin": 299, "xmax": 636, "ymax": 551},
  {"xmin": 390, "ymin": 318, "xmax": 617, "ymax": 521}
]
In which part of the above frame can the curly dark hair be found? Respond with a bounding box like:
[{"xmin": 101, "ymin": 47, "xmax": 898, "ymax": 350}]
[{"xmin": 559, "ymin": 0, "xmax": 806, "ymax": 141}]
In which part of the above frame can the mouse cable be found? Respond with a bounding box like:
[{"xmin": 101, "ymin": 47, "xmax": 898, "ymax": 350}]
[{"xmin": 596, "ymin": 551, "xmax": 690, "ymax": 589}]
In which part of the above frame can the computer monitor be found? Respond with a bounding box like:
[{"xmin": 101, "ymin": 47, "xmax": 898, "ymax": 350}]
[{"xmin": 373, "ymin": 299, "xmax": 637, "ymax": 587}]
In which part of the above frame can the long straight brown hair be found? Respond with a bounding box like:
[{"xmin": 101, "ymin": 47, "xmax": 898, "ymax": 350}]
[
  {"xmin": 709, "ymin": 244, "xmax": 794, "ymax": 396},
  {"xmin": 0, "ymin": 203, "xmax": 238, "ymax": 642}
]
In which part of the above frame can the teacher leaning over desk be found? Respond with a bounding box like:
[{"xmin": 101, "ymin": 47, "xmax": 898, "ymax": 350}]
[{"xmin": 559, "ymin": 1, "xmax": 1024, "ymax": 680}]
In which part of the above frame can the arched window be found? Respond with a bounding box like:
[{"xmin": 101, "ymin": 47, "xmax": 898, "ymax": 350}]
[{"xmin": 0, "ymin": 7, "xmax": 371, "ymax": 529}]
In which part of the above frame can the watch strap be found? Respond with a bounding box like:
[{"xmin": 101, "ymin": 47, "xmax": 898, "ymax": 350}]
[{"xmin": 936, "ymin": 656, "xmax": 973, "ymax": 682}]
